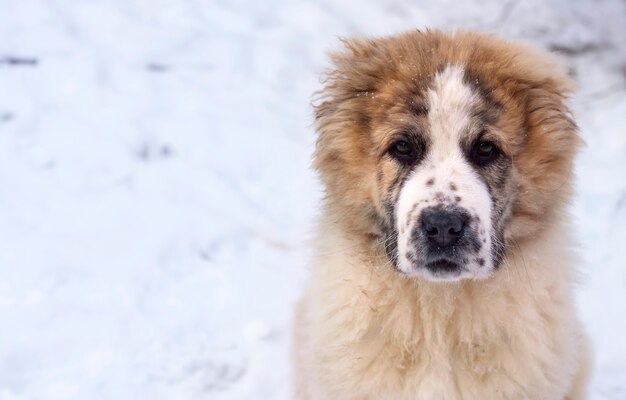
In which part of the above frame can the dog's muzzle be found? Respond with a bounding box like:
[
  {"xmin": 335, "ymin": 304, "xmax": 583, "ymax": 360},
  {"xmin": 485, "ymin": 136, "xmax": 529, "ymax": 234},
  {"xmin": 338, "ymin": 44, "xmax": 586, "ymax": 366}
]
[{"xmin": 410, "ymin": 205, "xmax": 479, "ymax": 277}]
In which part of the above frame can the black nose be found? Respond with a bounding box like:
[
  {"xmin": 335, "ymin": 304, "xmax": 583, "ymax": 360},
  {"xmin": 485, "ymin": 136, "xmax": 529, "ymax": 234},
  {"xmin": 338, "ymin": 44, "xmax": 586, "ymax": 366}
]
[{"xmin": 421, "ymin": 208, "xmax": 467, "ymax": 248}]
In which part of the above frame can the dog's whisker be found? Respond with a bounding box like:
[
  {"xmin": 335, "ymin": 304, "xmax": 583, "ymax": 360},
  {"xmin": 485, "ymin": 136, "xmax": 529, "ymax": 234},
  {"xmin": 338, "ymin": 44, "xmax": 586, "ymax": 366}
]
[{"xmin": 510, "ymin": 237, "xmax": 535, "ymax": 295}]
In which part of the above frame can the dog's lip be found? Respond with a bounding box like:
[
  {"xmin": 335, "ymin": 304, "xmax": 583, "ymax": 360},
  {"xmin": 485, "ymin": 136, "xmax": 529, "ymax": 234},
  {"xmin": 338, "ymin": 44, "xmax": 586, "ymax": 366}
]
[{"xmin": 425, "ymin": 258, "xmax": 464, "ymax": 273}]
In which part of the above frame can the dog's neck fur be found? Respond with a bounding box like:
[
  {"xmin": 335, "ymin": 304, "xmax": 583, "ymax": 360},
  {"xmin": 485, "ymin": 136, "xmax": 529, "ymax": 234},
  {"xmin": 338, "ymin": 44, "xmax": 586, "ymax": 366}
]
[{"xmin": 305, "ymin": 213, "xmax": 581, "ymax": 398}]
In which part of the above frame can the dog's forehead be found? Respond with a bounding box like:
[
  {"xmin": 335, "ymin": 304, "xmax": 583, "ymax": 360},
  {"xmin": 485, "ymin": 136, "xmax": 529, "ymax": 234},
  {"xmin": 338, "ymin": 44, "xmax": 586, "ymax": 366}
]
[{"xmin": 425, "ymin": 64, "xmax": 478, "ymax": 149}]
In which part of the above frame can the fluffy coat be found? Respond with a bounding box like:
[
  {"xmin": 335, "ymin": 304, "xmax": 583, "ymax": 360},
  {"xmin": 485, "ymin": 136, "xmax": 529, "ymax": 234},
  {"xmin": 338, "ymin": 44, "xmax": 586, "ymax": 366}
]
[{"xmin": 293, "ymin": 30, "xmax": 590, "ymax": 400}]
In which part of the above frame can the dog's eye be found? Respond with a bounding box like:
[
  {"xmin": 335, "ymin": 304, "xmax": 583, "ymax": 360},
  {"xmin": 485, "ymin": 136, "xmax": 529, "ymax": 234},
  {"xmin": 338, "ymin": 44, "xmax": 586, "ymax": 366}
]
[
  {"xmin": 471, "ymin": 140, "xmax": 500, "ymax": 165},
  {"xmin": 388, "ymin": 140, "xmax": 416, "ymax": 163}
]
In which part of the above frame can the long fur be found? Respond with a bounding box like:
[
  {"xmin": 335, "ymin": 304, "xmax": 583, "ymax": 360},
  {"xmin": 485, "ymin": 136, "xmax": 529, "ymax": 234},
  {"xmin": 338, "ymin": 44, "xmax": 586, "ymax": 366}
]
[{"xmin": 293, "ymin": 30, "xmax": 590, "ymax": 400}]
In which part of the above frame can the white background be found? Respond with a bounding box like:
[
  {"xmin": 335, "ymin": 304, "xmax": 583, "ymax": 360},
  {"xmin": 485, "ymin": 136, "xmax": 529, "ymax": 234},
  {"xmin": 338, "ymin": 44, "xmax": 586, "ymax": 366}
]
[{"xmin": 0, "ymin": 0, "xmax": 625, "ymax": 399}]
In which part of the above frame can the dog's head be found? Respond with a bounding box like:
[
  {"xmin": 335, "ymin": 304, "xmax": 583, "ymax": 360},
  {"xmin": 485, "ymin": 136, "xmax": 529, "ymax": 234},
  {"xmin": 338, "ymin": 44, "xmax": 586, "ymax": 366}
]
[{"xmin": 314, "ymin": 31, "xmax": 580, "ymax": 281}]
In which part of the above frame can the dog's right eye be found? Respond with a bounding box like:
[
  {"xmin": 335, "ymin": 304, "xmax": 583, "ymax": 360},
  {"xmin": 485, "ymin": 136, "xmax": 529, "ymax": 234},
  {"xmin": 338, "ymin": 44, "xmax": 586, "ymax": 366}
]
[{"xmin": 388, "ymin": 139, "xmax": 417, "ymax": 163}]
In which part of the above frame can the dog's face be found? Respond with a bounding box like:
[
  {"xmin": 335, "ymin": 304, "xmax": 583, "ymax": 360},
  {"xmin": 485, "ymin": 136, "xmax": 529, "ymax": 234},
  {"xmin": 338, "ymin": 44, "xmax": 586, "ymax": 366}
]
[
  {"xmin": 314, "ymin": 31, "xmax": 580, "ymax": 282},
  {"xmin": 387, "ymin": 65, "xmax": 508, "ymax": 280}
]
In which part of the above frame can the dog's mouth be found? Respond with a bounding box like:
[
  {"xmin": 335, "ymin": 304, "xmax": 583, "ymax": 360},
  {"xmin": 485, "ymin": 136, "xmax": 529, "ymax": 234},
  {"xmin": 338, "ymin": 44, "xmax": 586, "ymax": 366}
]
[
  {"xmin": 424, "ymin": 258, "xmax": 464, "ymax": 279},
  {"xmin": 391, "ymin": 198, "xmax": 498, "ymax": 281}
]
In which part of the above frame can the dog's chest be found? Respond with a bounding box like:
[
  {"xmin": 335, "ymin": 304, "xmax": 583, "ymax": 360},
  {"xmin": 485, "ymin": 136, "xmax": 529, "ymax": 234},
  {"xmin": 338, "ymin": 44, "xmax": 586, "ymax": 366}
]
[{"xmin": 313, "ymin": 281, "xmax": 574, "ymax": 400}]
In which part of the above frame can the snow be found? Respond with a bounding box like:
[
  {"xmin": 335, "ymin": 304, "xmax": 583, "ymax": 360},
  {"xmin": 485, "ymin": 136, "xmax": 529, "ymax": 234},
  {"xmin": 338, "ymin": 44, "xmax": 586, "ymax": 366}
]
[{"xmin": 0, "ymin": 0, "xmax": 624, "ymax": 399}]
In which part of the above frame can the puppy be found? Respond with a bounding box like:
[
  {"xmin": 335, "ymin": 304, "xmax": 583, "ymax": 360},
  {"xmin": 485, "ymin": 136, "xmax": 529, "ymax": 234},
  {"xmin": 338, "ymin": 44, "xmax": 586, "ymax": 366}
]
[{"xmin": 293, "ymin": 30, "xmax": 590, "ymax": 400}]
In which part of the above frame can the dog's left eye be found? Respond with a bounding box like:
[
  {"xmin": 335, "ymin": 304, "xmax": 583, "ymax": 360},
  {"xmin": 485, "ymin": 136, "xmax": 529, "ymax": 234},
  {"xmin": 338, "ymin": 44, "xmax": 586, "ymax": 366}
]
[
  {"xmin": 471, "ymin": 140, "xmax": 500, "ymax": 165},
  {"xmin": 388, "ymin": 140, "xmax": 416, "ymax": 163}
]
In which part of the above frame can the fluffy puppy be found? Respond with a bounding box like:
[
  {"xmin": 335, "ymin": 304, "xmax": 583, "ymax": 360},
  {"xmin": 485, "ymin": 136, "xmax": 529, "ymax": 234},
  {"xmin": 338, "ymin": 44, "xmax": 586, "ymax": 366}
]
[{"xmin": 293, "ymin": 30, "xmax": 590, "ymax": 400}]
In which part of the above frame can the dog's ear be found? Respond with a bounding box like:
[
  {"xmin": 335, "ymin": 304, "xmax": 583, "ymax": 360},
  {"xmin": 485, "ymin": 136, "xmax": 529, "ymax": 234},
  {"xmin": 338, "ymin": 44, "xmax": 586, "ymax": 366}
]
[
  {"xmin": 313, "ymin": 37, "xmax": 385, "ymax": 134},
  {"xmin": 507, "ymin": 47, "xmax": 583, "ymax": 240},
  {"xmin": 315, "ymin": 39, "xmax": 385, "ymax": 120},
  {"xmin": 311, "ymin": 36, "xmax": 399, "ymax": 218},
  {"xmin": 312, "ymin": 37, "xmax": 388, "ymax": 182}
]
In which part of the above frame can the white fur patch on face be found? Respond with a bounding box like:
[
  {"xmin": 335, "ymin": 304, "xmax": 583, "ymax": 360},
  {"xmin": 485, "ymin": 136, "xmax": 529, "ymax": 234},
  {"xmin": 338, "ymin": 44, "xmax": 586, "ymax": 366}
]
[{"xmin": 396, "ymin": 65, "xmax": 494, "ymax": 281}]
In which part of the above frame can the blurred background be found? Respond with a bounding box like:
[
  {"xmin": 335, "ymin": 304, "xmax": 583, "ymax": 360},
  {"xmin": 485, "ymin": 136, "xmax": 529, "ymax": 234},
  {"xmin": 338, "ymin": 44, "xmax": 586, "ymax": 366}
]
[{"xmin": 0, "ymin": 0, "xmax": 625, "ymax": 399}]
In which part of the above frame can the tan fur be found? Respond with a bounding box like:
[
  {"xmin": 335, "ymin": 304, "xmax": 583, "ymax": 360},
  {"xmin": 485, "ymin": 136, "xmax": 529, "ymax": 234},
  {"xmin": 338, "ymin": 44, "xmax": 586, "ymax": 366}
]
[{"xmin": 293, "ymin": 30, "xmax": 590, "ymax": 400}]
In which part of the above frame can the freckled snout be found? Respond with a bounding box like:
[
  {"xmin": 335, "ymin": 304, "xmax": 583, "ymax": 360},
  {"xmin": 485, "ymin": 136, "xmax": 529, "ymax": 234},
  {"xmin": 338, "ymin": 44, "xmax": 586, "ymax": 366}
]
[{"xmin": 420, "ymin": 207, "xmax": 468, "ymax": 248}]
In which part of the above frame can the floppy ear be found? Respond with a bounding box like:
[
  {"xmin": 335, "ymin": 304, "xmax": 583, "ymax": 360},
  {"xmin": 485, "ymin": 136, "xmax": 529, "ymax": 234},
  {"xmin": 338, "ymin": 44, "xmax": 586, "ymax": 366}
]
[
  {"xmin": 508, "ymin": 49, "xmax": 583, "ymax": 241},
  {"xmin": 310, "ymin": 36, "xmax": 404, "ymax": 233},
  {"xmin": 312, "ymin": 38, "xmax": 388, "ymax": 193},
  {"xmin": 314, "ymin": 37, "xmax": 385, "ymax": 118},
  {"xmin": 313, "ymin": 39, "xmax": 384, "ymax": 150}
]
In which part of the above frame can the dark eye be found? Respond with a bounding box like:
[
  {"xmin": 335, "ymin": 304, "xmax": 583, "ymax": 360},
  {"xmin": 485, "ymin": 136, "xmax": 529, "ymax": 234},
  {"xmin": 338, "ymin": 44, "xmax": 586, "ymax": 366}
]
[
  {"xmin": 471, "ymin": 140, "xmax": 500, "ymax": 165},
  {"xmin": 388, "ymin": 139, "xmax": 416, "ymax": 163}
]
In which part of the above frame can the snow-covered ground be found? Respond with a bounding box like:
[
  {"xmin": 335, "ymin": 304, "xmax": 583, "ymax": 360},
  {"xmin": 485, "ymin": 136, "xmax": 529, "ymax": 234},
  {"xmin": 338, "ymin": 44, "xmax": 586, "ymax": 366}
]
[{"xmin": 0, "ymin": 1, "xmax": 625, "ymax": 399}]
